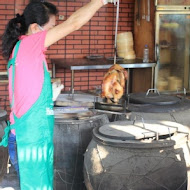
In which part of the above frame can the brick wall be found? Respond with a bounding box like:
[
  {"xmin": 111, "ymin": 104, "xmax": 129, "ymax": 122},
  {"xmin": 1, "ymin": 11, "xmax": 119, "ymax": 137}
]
[
  {"xmin": 0, "ymin": 0, "xmax": 15, "ymax": 114},
  {"xmin": 0, "ymin": 0, "xmax": 134, "ymax": 114}
]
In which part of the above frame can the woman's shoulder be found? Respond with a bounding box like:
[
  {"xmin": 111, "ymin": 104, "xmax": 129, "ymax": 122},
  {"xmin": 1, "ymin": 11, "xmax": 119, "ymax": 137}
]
[
  {"xmin": 20, "ymin": 31, "xmax": 47, "ymax": 42},
  {"xmin": 19, "ymin": 31, "xmax": 47, "ymax": 51}
]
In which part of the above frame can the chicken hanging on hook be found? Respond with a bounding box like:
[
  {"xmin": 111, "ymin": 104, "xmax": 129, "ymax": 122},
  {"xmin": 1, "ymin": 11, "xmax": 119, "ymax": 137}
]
[{"xmin": 101, "ymin": 64, "xmax": 128, "ymax": 103}]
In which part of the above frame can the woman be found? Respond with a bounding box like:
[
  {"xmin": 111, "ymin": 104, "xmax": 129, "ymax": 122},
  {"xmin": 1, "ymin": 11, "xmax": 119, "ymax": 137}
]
[{"xmin": 0, "ymin": 0, "xmax": 116, "ymax": 189}]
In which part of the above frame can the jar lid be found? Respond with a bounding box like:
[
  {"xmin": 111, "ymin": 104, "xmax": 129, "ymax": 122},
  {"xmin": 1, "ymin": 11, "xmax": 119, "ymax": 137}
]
[
  {"xmin": 129, "ymin": 92, "xmax": 180, "ymax": 105},
  {"xmin": 55, "ymin": 93, "xmax": 101, "ymax": 108},
  {"xmin": 98, "ymin": 120, "xmax": 179, "ymax": 140},
  {"xmin": 93, "ymin": 120, "xmax": 187, "ymax": 148}
]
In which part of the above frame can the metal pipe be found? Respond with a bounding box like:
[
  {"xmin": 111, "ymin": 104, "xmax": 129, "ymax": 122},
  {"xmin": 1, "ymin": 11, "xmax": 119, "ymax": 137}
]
[
  {"xmin": 71, "ymin": 70, "xmax": 74, "ymax": 94},
  {"xmin": 114, "ymin": 0, "xmax": 120, "ymax": 65}
]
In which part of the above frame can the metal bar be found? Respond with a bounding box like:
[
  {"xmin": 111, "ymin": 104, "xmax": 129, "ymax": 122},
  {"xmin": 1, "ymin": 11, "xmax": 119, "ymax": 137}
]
[
  {"xmin": 127, "ymin": 68, "xmax": 130, "ymax": 95},
  {"xmin": 132, "ymin": 114, "xmax": 159, "ymax": 140},
  {"xmin": 94, "ymin": 109, "xmax": 129, "ymax": 116},
  {"xmin": 71, "ymin": 70, "xmax": 74, "ymax": 94},
  {"xmin": 89, "ymin": 20, "xmax": 91, "ymax": 56},
  {"xmin": 151, "ymin": 66, "xmax": 154, "ymax": 88},
  {"xmin": 156, "ymin": 5, "xmax": 190, "ymax": 11},
  {"xmin": 114, "ymin": 0, "xmax": 120, "ymax": 65},
  {"xmin": 133, "ymin": 115, "xmax": 145, "ymax": 128},
  {"xmin": 70, "ymin": 63, "xmax": 156, "ymax": 70}
]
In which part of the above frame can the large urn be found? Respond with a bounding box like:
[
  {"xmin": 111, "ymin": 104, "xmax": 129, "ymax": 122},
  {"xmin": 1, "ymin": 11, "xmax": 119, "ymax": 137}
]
[{"xmin": 84, "ymin": 120, "xmax": 188, "ymax": 190}]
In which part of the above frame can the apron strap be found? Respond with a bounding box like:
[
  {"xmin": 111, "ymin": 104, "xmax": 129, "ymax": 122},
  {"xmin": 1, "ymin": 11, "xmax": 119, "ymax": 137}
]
[
  {"xmin": 0, "ymin": 121, "xmax": 15, "ymax": 147},
  {"xmin": 0, "ymin": 41, "xmax": 21, "ymax": 147},
  {"xmin": 7, "ymin": 40, "xmax": 21, "ymax": 109}
]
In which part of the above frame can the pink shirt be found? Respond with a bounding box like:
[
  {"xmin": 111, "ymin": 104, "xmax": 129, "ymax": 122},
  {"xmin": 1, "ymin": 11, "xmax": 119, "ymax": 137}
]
[{"xmin": 9, "ymin": 31, "xmax": 48, "ymax": 133}]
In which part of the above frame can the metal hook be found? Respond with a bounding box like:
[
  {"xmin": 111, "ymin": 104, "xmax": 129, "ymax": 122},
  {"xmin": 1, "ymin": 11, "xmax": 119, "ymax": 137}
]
[
  {"xmin": 146, "ymin": 88, "xmax": 160, "ymax": 96},
  {"xmin": 132, "ymin": 115, "xmax": 159, "ymax": 140},
  {"xmin": 133, "ymin": 114, "xmax": 146, "ymax": 128}
]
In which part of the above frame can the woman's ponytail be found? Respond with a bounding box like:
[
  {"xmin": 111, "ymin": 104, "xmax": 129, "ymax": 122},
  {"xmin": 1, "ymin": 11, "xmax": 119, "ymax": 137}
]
[{"xmin": 2, "ymin": 14, "xmax": 26, "ymax": 60}]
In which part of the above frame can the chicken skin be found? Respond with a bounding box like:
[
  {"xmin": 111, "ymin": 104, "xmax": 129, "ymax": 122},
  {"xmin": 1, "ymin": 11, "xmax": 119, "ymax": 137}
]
[{"xmin": 101, "ymin": 64, "xmax": 128, "ymax": 103}]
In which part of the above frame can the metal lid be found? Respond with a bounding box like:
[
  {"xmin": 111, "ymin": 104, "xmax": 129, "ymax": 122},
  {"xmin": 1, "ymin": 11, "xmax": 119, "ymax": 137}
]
[{"xmin": 129, "ymin": 92, "xmax": 180, "ymax": 105}]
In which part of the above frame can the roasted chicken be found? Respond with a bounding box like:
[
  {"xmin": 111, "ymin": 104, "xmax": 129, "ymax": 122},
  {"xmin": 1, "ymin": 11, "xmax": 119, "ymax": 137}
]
[{"xmin": 101, "ymin": 64, "xmax": 128, "ymax": 103}]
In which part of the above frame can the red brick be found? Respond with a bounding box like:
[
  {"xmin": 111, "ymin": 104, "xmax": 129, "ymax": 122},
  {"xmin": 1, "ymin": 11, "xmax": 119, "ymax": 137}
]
[
  {"xmin": 0, "ymin": 5, "xmax": 6, "ymax": 9},
  {"xmin": 74, "ymin": 72, "xmax": 88, "ymax": 77},
  {"xmin": 46, "ymin": 50, "xmax": 58, "ymax": 54},
  {"xmin": 0, "ymin": 10, "xmax": 14, "ymax": 14},
  {"xmin": 49, "ymin": 55, "xmax": 64, "ymax": 59},
  {"xmin": 0, "ymin": 0, "xmax": 13, "ymax": 4},
  {"xmin": 0, "ymin": 90, "xmax": 8, "ymax": 96},
  {"xmin": 6, "ymin": 5, "xmax": 14, "ymax": 9},
  {"xmin": 0, "ymin": 15, "xmax": 6, "ymax": 19},
  {"xmin": 89, "ymin": 81, "xmax": 102, "ymax": 86},
  {"xmin": 0, "ymin": 85, "xmax": 6, "ymax": 91},
  {"xmin": 50, "ymin": 44, "xmax": 65, "ymax": 49},
  {"xmin": 75, "ymin": 81, "xmax": 88, "ymax": 86},
  {"xmin": 66, "ymin": 49, "xmax": 82, "ymax": 54},
  {"xmin": 65, "ymin": 36, "xmax": 74, "ymax": 40},
  {"xmin": 57, "ymin": 40, "xmax": 66, "ymax": 45},
  {"xmin": 66, "ymin": 40, "xmax": 82, "ymax": 45},
  {"xmin": 89, "ymin": 71, "xmax": 105, "ymax": 77}
]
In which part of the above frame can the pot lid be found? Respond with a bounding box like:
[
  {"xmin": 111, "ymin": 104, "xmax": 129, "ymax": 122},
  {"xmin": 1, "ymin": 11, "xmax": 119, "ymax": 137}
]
[
  {"xmin": 127, "ymin": 98, "xmax": 190, "ymax": 113},
  {"xmin": 55, "ymin": 92, "xmax": 101, "ymax": 107},
  {"xmin": 96, "ymin": 120, "xmax": 181, "ymax": 141},
  {"xmin": 128, "ymin": 92, "xmax": 180, "ymax": 105}
]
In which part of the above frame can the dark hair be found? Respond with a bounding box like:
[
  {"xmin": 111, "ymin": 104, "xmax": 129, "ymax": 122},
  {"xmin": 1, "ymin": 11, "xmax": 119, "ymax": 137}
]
[{"xmin": 2, "ymin": 1, "xmax": 58, "ymax": 60}]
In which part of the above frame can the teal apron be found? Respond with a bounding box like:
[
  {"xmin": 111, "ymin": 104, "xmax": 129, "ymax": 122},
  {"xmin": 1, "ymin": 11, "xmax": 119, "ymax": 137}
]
[{"xmin": 0, "ymin": 40, "xmax": 54, "ymax": 190}]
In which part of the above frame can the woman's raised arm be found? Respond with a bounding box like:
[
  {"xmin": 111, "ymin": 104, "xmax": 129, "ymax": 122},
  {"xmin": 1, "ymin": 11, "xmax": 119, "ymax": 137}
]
[{"xmin": 45, "ymin": 0, "xmax": 117, "ymax": 47}]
